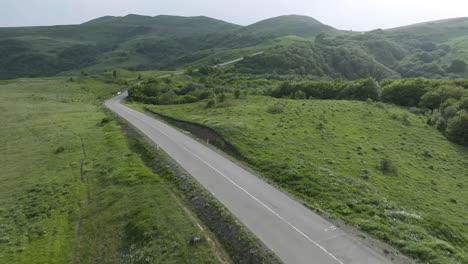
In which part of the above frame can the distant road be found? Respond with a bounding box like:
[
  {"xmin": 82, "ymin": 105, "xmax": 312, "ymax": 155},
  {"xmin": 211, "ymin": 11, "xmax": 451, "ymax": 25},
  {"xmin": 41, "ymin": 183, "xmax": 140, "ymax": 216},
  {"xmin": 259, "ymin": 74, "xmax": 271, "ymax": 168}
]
[
  {"xmin": 158, "ymin": 51, "xmax": 264, "ymax": 78},
  {"xmin": 105, "ymin": 92, "xmax": 395, "ymax": 264}
]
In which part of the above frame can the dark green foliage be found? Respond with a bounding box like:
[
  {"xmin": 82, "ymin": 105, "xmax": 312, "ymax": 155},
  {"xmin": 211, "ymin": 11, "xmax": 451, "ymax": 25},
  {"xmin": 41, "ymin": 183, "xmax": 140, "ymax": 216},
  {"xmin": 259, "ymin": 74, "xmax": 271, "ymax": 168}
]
[
  {"xmin": 267, "ymin": 103, "xmax": 285, "ymax": 114},
  {"xmin": 58, "ymin": 44, "xmax": 99, "ymax": 69},
  {"xmin": 420, "ymin": 85, "xmax": 465, "ymax": 109},
  {"xmin": 234, "ymin": 89, "xmax": 241, "ymax": 99},
  {"xmin": 2, "ymin": 15, "xmax": 468, "ymax": 80},
  {"xmin": 271, "ymin": 78, "xmax": 381, "ymax": 101},
  {"xmin": 337, "ymin": 78, "xmax": 381, "ymax": 101},
  {"xmin": 199, "ymin": 65, "xmax": 215, "ymax": 75},
  {"xmin": 379, "ymin": 159, "xmax": 397, "ymax": 175},
  {"xmin": 54, "ymin": 146, "xmax": 65, "ymax": 154},
  {"xmin": 446, "ymin": 113, "xmax": 468, "ymax": 145},
  {"xmin": 206, "ymin": 99, "xmax": 215, "ymax": 108},
  {"xmin": 237, "ymin": 40, "xmax": 399, "ymax": 80},
  {"xmin": 218, "ymin": 93, "xmax": 227, "ymax": 102},
  {"xmin": 448, "ymin": 60, "xmax": 467, "ymax": 73},
  {"xmin": 381, "ymin": 78, "xmax": 429, "ymax": 106}
]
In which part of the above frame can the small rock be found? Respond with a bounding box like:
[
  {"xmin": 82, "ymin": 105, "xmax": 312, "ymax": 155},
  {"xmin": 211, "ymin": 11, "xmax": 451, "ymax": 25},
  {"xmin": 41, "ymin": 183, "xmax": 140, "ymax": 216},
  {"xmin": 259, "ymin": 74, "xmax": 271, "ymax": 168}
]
[{"xmin": 189, "ymin": 236, "xmax": 201, "ymax": 245}]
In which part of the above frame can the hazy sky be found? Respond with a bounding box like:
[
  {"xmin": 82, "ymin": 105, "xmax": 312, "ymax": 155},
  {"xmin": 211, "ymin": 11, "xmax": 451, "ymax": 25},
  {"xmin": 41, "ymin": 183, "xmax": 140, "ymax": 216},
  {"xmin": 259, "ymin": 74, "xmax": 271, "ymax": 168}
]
[{"xmin": 1, "ymin": 0, "xmax": 467, "ymax": 31}]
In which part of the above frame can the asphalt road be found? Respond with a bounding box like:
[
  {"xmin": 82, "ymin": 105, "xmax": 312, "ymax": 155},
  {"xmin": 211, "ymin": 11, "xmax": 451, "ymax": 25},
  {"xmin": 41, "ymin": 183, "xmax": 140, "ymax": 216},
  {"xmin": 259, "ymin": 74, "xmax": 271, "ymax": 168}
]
[
  {"xmin": 158, "ymin": 51, "xmax": 264, "ymax": 78},
  {"xmin": 105, "ymin": 92, "xmax": 394, "ymax": 264}
]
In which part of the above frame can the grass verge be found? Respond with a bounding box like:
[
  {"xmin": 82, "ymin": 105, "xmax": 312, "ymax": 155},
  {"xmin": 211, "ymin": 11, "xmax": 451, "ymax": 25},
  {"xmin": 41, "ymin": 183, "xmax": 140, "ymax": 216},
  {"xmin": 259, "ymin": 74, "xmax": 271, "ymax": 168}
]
[
  {"xmin": 132, "ymin": 95, "xmax": 468, "ymax": 264},
  {"xmin": 0, "ymin": 77, "xmax": 224, "ymax": 263}
]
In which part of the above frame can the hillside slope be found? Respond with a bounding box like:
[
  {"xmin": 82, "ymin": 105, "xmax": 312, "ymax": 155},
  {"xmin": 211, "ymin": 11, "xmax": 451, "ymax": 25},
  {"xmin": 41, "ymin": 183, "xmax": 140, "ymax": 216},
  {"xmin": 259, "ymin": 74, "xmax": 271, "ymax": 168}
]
[
  {"xmin": 240, "ymin": 15, "xmax": 337, "ymax": 38},
  {"xmin": 0, "ymin": 15, "xmax": 242, "ymax": 79},
  {"xmin": 0, "ymin": 14, "xmax": 467, "ymax": 80},
  {"xmin": 135, "ymin": 96, "xmax": 468, "ymax": 264},
  {"xmin": 0, "ymin": 78, "xmax": 223, "ymax": 263},
  {"xmin": 235, "ymin": 17, "xmax": 468, "ymax": 80}
]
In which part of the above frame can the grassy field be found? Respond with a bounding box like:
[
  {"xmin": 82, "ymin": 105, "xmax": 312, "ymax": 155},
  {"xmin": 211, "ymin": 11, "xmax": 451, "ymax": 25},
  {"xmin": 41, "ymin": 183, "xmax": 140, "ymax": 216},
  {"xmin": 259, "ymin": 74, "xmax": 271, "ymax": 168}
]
[
  {"xmin": 0, "ymin": 78, "xmax": 223, "ymax": 263},
  {"xmin": 135, "ymin": 96, "xmax": 468, "ymax": 263}
]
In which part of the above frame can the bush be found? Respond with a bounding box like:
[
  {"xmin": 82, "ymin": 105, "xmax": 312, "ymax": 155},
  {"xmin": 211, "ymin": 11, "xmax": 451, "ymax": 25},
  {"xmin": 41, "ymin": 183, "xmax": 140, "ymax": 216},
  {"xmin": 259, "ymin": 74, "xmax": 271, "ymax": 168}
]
[
  {"xmin": 218, "ymin": 93, "xmax": 227, "ymax": 103},
  {"xmin": 419, "ymin": 85, "xmax": 465, "ymax": 109},
  {"xmin": 206, "ymin": 99, "xmax": 215, "ymax": 108},
  {"xmin": 267, "ymin": 104, "xmax": 284, "ymax": 114},
  {"xmin": 293, "ymin": 90, "xmax": 306, "ymax": 99},
  {"xmin": 54, "ymin": 147, "xmax": 65, "ymax": 154},
  {"xmin": 447, "ymin": 60, "xmax": 466, "ymax": 73},
  {"xmin": 446, "ymin": 113, "xmax": 468, "ymax": 145},
  {"xmin": 379, "ymin": 158, "xmax": 397, "ymax": 175},
  {"xmin": 381, "ymin": 78, "xmax": 428, "ymax": 106},
  {"xmin": 234, "ymin": 89, "xmax": 241, "ymax": 99},
  {"xmin": 338, "ymin": 78, "xmax": 381, "ymax": 101}
]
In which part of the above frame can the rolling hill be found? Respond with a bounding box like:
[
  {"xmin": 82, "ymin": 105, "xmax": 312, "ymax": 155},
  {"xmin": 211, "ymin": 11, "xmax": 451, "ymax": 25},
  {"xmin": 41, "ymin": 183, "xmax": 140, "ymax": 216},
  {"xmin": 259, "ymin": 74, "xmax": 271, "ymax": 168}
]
[
  {"xmin": 239, "ymin": 15, "xmax": 337, "ymax": 38},
  {"xmin": 0, "ymin": 14, "xmax": 467, "ymax": 80}
]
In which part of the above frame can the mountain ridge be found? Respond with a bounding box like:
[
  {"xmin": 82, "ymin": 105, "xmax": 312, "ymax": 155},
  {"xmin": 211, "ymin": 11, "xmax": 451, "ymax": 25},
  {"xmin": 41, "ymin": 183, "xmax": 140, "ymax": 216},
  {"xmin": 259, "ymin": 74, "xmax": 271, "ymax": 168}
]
[{"xmin": 0, "ymin": 13, "xmax": 467, "ymax": 80}]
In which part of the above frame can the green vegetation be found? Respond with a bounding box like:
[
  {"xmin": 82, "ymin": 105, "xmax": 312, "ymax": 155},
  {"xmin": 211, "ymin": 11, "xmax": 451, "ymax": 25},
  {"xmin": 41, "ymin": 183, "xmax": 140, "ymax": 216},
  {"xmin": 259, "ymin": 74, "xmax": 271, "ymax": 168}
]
[
  {"xmin": 133, "ymin": 95, "xmax": 467, "ymax": 263},
  {"xmin": 1, "ymin": 15, "xmax": 467, "ymax": 81},
  {"xmin": 236, "ymin": 28, "xmax": 468, "ymax": 79},
  {"xmin": 128, "ymin": 69, "xmax": 467, "ymax": 145},
  {"xmin": 0, "ymin": 78, "xmax": 222, "ymax": 263},
  {"xmin": 239, "ymin": 15, "xmax": 337, "ymax": 38}
]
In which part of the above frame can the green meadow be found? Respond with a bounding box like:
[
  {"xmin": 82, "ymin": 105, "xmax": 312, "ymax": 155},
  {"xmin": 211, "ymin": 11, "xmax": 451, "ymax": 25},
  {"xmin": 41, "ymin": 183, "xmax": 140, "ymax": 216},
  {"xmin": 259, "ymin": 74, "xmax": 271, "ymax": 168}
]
[
  {"xmin": 136, "ymin": 95, "xmax": 468, "ymax": 263},
  {"xmin": 0, "ymin": 78, "xmax": 223, "ymax": 263}
]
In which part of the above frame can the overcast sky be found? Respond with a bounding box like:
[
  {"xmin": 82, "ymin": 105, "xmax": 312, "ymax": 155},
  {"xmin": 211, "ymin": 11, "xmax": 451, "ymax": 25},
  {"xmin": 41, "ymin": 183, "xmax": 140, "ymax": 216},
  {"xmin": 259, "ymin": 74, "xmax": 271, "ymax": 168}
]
[{"xmin": 1, "ymin": 0, "xmax": 467, "ymax": 31}]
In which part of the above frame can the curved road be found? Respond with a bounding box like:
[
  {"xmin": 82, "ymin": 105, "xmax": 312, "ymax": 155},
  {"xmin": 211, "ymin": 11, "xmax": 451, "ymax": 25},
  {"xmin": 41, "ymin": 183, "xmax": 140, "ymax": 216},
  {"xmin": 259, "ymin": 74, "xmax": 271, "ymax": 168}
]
[{"xmin": 106, "ymin": 92, "xmax": 394, "ymax": 264}]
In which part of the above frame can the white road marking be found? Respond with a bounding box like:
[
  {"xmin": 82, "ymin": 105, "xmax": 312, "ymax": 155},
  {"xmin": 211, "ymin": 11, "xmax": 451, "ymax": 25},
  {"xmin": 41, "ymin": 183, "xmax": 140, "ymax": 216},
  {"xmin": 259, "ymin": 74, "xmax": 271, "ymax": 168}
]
[
  {"xmin": 181, "ymin": 145, "xmax": 345, "ymax": 264},
  {"xmin": 116, "ymin": 103, "xmax": 345, "ymax": 263}
]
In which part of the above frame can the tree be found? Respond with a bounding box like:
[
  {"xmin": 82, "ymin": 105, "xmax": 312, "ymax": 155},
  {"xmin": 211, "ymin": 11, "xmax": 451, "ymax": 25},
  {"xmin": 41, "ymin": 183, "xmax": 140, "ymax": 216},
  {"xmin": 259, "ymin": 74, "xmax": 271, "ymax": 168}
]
[
  {"xmin": 80, "ymin": 70, "xmax": 89, "ymax": 76},
  {"xmin": 420, "ymin": 85, "xmax": 465, "ymax": 109},
  {"xmin": 199, "ymin": 65, "xmax": 213, "ymax": 75},
  {"xmin": 381, "ymin": 78, "xmax": 428, "ymax": 106},
  {"xmin": 159, "ymin": 91, "xmax": 177, "ymax": 104},
  {"xmin": 112, "ymin": 70, "xmax": 118, "ymax": 80},
  {"xmin": 206, "ymin": 99, "xmax": 215, "ymax": 108},
  {"xmin": 448, "ymin": 60, "xmax": 466, "ymax": 73},
  {"xmin": 338, "ymin": 78, "xmax": 380, "ymax": 101},
  {"xmin": 446, "ymin": 113, "xmax": 468, "ymax": 145},
  {"xmin": 234, "ymin": 89, "xmax": 241, "ymax": 99},
  {"xmin": 218, "ymin": 93, "xmax": 227, "ymax": 103},
  {"xmin": 294, "ymin": 90, "xmax": 306, "ymax": 99}
]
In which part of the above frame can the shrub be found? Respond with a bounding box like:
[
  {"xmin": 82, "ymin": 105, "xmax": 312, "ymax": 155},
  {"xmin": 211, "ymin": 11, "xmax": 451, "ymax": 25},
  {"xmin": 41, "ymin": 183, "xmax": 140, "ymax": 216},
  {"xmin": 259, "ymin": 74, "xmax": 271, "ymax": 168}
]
[
  {"xmin": 338, "ymin": 78, "xmax": 381, "ymax": 101},
  {"xmin": 206, "ymin": 99, "xmax": 215, "ymax": 108},
  {"xmin": 381, "ymin": 78, "xmax": 428, "ymax": 106},
  {"xmin": 54, "ymin": 147, "xmax": 65, "ymax": 154},
  {"xmin": 446, "ymin": 113, "xmax": 468, "ymax": 145},
  {"xmin": 293, "ymin": 90, "xmax": 306, "ymax": 99},
  {"xmin": 100, "ymin": 117, "xmax": 111, "ymax": 124},
  {"xmin": 379, "ymin": 158, "xmax": 397, "ymax": 175},
  {"xmin": 447, "ymin": 60, "xmax": 466, "ymax": 73},
  {"xmin": 218, "ymin": 93, "xmax": 227, "ymax": 103},
  {"xmin": 267, "ymin": 104, "xmax": 284, "ymax": 114},
  {"xmin": 234, "ymin": 89, "xmax": 241, "ymax": 99}
]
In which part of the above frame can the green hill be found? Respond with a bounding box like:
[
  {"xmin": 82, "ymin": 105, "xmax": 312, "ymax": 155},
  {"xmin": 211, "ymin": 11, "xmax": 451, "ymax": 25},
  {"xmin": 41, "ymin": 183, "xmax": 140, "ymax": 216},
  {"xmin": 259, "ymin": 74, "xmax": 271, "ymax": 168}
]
[
  {"xmin": 387, "ymin": 17, "xmax": 468, "ymax": 43},
  {"xmin": 240, "ymin": 15, "xmax": 337, "ymax": 38},
  {"xmin": 133, "ymin": 95, "xmax": 468, "ymax": 264},
  {"xmin": 235, "ymin": 17, "xmax": 468, "ymax": 80},
  {"xmin": 0, "ymin": 15, "xmax": 242, "ymax": 79},
  {"xmin": 0, "ymin": 77, "xmax": 225, "ymax": 263},
  {"xmin": 0, "ymin": 14, "xmax": 467, "ymax": 80}
]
